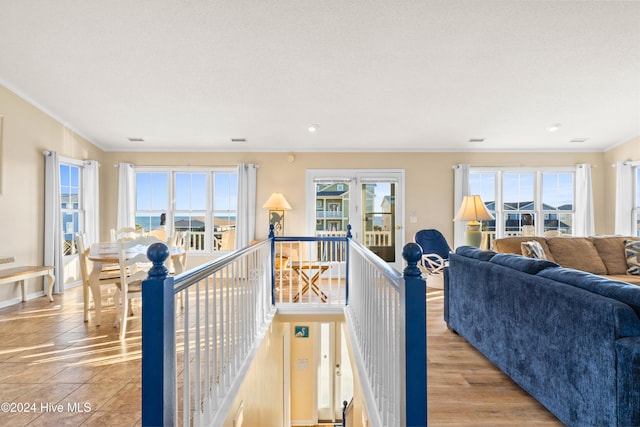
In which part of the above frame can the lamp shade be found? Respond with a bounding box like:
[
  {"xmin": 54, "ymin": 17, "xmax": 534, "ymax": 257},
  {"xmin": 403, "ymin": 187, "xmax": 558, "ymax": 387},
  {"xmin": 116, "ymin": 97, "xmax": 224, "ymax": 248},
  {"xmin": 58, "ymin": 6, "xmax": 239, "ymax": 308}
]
[
  {"xmin": 263, "ymin": 192, "xmax": 292, "ymax": 210},
  {"xmin": 453, "ymin": 195, "xmax": 494, "ymax": 222}
]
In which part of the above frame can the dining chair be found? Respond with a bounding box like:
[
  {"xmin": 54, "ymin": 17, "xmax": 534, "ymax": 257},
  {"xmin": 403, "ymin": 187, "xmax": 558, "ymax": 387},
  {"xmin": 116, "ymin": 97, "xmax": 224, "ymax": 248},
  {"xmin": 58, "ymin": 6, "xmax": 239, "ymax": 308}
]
[
  {"xmin": 114, "ymin": 236, "xmax": 163, "ymax": 340},
  {"xmin": 110, "ymin": 227, "xmax": 144, "ymax": 242},
  {"xmin": 148, "ymin": 227, "xmax": 167, "ymax": 241},
  {"xmin": 76, "ymin": 233, "xmax": 121, "ymax": 322},
  {"xmin": 169, "ymin": 231, "xmax": 190, "ymax": 274},
  {"xmin": 168, "ymin": 231, "xmax": 190, "ymax": 309}
]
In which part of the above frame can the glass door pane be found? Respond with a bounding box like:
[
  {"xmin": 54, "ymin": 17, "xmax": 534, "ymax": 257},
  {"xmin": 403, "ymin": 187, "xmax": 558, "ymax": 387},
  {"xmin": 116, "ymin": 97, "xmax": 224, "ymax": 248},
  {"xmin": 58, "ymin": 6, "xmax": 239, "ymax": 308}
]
[
  {"xmin": 315, "ymin": 182, "xmax": 350, "ymax": 236},
  {"xmin": 361, "ymin": 182, "xmax": 396, "ymax": 262}
]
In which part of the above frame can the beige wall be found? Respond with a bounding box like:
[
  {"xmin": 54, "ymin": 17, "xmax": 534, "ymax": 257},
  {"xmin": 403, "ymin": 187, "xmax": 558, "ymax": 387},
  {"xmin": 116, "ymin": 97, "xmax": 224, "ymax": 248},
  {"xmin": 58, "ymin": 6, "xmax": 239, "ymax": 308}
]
[
  {"xmin": 223, "ymin": 321, "xmax": 285, "ymax": 427},
  {"xmin": 0, "ymin": 81, "xmax": 634, "ymax": 306},
  {"xmin": 0, "ymin": 85, "xmax": 102, "ymax": 303},
  {"xmin": 102, "ymin": 150, "xmax": 607, "ymax": 245}
]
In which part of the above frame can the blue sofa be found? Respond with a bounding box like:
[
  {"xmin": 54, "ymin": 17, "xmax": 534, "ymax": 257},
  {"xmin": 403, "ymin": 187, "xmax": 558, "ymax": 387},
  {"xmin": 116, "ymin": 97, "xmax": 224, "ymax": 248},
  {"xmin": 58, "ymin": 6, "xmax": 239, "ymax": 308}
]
[{"xmin": 444, "ymin": 246, "xmax": 640, "ymax": 427}]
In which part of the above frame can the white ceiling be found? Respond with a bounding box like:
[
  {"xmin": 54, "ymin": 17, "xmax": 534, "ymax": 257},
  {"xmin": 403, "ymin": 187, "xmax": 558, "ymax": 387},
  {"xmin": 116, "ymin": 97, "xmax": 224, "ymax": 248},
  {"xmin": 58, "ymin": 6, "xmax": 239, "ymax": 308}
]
[{"xmin": 1, "ymin": 1, "xmax": 639, "ymax": 153}]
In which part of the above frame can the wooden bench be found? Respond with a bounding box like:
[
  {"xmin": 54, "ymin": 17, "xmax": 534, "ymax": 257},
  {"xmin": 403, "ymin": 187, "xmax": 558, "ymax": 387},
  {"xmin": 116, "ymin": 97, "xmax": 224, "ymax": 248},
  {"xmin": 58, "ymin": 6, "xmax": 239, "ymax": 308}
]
[{"xmin": 0, "ymin": 266, "xmax": 55, "ymax": 302}]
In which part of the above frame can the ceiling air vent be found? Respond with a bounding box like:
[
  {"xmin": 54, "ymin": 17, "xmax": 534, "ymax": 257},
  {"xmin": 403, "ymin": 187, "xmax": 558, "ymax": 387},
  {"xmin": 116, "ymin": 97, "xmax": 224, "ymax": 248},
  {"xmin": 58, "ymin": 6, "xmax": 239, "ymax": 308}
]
[
  {"xmin": 231, "ymin": 138, "xmax": 247, "ymax": 143},
  {"xmin": 128, "ymin": 137, "xmax": 144, "ymax": 142},
  {"xmin": 468, "ymin": 138, "xmax": 485, "ymax": 143},
  {"xmin": 570, "ymin": 138, "xmax": 588, "ymax": 143}
]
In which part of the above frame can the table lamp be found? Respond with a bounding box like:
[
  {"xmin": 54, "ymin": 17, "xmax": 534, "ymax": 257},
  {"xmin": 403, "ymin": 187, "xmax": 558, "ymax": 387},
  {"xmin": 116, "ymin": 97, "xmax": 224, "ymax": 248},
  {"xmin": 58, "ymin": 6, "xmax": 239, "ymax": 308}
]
[
  {"xmin": 454, "ymin": 195, "xmax": 495, "ymax": 247},
  {"xmin": 263, "ymin": 192, "xmax": 291, "ymax": 235}
]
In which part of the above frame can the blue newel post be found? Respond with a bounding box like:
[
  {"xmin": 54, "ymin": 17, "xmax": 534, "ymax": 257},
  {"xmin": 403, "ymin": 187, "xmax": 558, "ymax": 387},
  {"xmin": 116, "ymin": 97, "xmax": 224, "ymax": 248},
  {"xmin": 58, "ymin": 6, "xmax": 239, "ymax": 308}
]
[
  {"xmin": 142, "ymin": 243, "xmax": 176, "ymax": 427},
  {"xmin": 402, "ymin": 242, "xmax": 427, "ymax": 427},
  {"xmin": 269, "ymin": 224, "xmax": 276, "ymax": 305}
]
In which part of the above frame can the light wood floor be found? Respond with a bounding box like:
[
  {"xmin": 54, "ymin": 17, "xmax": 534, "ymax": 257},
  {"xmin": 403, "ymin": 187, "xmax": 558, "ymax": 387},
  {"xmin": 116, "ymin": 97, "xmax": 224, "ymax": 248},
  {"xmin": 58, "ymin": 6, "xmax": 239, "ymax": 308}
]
[{"xmin": 0, "ymin": 284, "xmax": 561, "ymax": 426}]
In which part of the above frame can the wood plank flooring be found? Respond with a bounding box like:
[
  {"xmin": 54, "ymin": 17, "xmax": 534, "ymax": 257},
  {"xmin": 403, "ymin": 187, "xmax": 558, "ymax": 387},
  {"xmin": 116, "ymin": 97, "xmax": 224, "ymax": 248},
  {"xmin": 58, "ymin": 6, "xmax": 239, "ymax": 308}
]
[
  {"xmin": 0, "ymin": 284, "xmax": 561, "ymax": 426},
  {"xmin": 426, "ymin": 287, "xmax": 562, "ymax": 426}
]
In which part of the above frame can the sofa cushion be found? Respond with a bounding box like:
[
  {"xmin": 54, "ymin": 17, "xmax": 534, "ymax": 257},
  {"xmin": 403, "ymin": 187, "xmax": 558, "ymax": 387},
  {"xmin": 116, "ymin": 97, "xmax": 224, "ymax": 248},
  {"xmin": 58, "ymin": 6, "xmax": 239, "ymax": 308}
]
[
  {"xmin": 490, "ymin": 253, "xmax": 559, "ymax": 275},
  {"xmin": 455, "ymin": 245, "xmax": 496, "ymax": 261},
  {"xmin": 493, "ymin": 237, "xmax": 555, "ymax": 263},
  {"xmin": 521, "ymin": 241, "xmax": 547, "ymax": 259},
  {"xmin": 591, "ymin": 236, "xmax": 640, "ymax": 275},
  {"xmin": 538, "ymin": 267, "xmax": 640, "ymax": 318},
  {"xmin": 545, "ymin": 237, "xmax": 607, "ymax": 275},
  {"xmin": 625, "ymin": 240, "xmax": 640, "ymax": 275}
]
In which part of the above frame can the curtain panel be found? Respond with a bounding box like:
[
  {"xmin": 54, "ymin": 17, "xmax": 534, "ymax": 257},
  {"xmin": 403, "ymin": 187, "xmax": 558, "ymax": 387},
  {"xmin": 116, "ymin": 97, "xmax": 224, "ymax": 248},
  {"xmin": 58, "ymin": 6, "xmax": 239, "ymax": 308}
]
[
  {"xmin": 43, "ymin": 151, "xmax": 63, "ymax": 294},
  {"xmin": 615, "ymin": 161, "xmax": 634, "ymax": 235},
  {"xmin": 83, "ymin": 160, "xmax": 100, "ymax": 245},
  {"xmin": 453, "ymin": 164, "xmax": 470, "ymax": 248},
  {"xmin": 116, "ymin": 163, "xmax": 136, "ymax": 230},
  {"xmin": 235, "ymin": 163, "xmax": 258, "ymax": 249},
  {"xmin": 574, "ymin": 163, "xmax": 595, "ymax": 237}
]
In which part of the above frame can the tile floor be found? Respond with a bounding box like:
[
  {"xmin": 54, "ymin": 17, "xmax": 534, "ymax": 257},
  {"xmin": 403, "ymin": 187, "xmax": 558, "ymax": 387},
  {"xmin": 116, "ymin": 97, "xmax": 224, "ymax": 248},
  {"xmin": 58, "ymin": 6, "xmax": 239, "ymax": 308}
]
[{"xmin": 0, "ymin": 285, "xmax": 142, "ymax": 427}]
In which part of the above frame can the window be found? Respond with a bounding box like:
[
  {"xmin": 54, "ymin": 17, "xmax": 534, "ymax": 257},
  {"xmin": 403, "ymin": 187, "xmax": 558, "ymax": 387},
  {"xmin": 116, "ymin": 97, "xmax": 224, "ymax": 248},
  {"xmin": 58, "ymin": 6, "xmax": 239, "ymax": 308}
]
[
  {"xmin": 470, "ymin": 168, "xmax": 575, "ymax": 238},
  {"xmin": 60, "ymin": 162, "xmax": 83, "ymax": 256},
  {"xmin": 135, "ymin": 168, "xmax": 237, "ymax": 253}
]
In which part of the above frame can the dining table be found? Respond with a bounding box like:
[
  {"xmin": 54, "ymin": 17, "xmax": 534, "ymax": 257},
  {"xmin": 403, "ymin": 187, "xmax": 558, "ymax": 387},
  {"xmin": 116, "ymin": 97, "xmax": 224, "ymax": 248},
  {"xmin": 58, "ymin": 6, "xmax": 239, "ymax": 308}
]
[{"xmin": 87, "ymin": 242, "xmax": 185, "ymax": 326}]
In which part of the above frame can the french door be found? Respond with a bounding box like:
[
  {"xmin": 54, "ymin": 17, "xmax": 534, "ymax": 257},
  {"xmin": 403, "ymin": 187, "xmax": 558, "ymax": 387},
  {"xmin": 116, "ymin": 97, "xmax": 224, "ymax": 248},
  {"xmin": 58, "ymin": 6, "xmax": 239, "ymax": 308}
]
[
  {"xmin": 306, "ymin": 169, "xmax": 405, "ymax": 270},
  {"xmin": 317, "ymin": 322, "xmax": 354, "ymax": 422}
]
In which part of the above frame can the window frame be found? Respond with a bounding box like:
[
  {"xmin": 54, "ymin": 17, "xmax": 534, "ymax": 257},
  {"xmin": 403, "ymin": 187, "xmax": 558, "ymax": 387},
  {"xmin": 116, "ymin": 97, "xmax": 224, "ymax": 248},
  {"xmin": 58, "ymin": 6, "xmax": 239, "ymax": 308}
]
[
  {"xmin": 134, "ymin": 166, "xmax": 238, "ymax": 254},
  {"xmin": 60, "ymin": 158, "xmax": 85, "ymax": 257},
  {"xmin": 470, "ymin": 166, "xmax": 576, "ymax": 239}
]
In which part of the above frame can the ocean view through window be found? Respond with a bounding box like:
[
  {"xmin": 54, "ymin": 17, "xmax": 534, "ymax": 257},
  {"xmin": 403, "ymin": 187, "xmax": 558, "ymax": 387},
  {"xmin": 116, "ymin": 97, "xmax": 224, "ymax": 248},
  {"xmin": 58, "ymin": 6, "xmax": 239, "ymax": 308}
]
[{"xmin": 135, "ymin": 167, "xmax": 238, "ymax": 252}]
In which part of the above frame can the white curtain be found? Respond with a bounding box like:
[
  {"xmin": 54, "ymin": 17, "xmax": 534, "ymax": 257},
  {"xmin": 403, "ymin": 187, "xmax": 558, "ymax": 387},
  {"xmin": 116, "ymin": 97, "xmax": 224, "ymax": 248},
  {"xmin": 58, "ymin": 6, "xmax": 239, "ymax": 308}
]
[
  {"xmin": 615, "ymin": 161, "xmax": 633, "ymax": 235},
  {"xmin": 574, "ymin": 163, "xmax": 595, "ymax": 236},
  {"xmin": 44, "ymin": 151, "xmax": 64, "ymax": 294},
  {"xmin": 453, "ymin": 164, "xmax": 470, "ymax": 248},
  {"xmin": 116, "ymin": 163, "xmax": 136, "ymax": 230},
  {"xmin": 235, "ymin": 163, "xmax": 258, "ymax": 249},
  {"xmin": 83, "ymin": 161, "xmax": 100, "ymax": 245}
]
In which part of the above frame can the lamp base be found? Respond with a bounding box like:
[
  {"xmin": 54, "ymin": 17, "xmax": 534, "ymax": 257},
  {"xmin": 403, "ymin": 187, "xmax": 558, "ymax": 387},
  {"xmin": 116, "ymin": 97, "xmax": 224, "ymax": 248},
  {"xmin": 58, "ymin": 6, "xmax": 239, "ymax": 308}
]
[{"xmin": 465, "ymin": 221, "xmax": 482, "ymax": 247}]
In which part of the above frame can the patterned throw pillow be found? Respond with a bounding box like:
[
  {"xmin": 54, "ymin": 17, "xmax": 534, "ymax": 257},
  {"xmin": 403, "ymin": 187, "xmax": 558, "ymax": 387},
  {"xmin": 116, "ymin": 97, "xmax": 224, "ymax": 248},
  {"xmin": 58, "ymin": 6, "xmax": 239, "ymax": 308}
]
[
  {"xmin": 625, "ymin": 240, "xmax": 640, "ymax": 275},
  {"xmin": 521, "ymin": 241, "xmax": 547, "ymax": 260}
]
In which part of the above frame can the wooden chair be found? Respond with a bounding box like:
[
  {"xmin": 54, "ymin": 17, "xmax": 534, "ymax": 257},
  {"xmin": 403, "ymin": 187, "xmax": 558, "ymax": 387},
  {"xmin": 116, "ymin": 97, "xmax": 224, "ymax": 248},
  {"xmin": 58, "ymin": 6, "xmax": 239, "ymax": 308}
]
[
  {"xmin": 76, "ymin": 233, "xmax": 120, "ymax": 322},
  {"xmin": 148, "ymin": 227, "xmax": 167, "ymax": 241},
  {"xmin": 168, "ymin": 231, "xmax": 189, "ymax": 309},
  {"xmin": 110, "ymin": 227, "xmax": 144, "ymax": 242},
  {"xmin": 219, "ymin": 229, "xmax": 236, "ymax": 250},
  {"xmin": 169, "ymin": 231, "xmax": 190, "ymax": 275},
  {"xmin": 114, "ymin": 236, "xmax": 163, "ymax": 340}
]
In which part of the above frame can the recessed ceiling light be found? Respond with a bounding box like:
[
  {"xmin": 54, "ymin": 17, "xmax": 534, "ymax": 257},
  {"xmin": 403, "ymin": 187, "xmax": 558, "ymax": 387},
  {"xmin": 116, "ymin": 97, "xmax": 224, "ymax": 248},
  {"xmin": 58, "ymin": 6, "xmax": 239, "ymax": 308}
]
[
  {"xmin": 308, "ymin": 124, "xmax": 319, "ymax": 133},
  {"xmin": 128, "ymin": 137, "xmax": 144, "ymax": 142},
  {"xmin": 230, "ymin": 138, "xmax": 247, "ymax": 143},
  {"xmin": 546, "ymin": 123, "xmax": 562, "ymax": 132},
  {"xmin": 468, "ymin": 138, "xmax": 485, "ymax": 143},
  {"xmin": 570, "ymin": 138, "xmax": 588, "ymax": 143}
]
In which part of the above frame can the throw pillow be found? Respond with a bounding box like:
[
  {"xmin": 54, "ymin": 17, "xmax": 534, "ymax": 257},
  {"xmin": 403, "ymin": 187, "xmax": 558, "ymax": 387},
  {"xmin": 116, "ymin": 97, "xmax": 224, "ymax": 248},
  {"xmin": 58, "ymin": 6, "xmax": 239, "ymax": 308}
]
[
  {"xmin": 625, "ymin": 240, "xmax": 640, "ymax": 275},
  {"xmin": 521, "ymin": 241, "xmax": 547, "ymax": 260}
]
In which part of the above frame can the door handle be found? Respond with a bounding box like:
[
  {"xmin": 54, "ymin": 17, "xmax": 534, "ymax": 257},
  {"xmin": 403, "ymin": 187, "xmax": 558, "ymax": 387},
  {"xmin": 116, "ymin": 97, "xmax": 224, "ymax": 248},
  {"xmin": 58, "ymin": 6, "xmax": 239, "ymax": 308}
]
[{"xmin": 395, "ymin": 225, "xmax": 402, "ymax": 230}]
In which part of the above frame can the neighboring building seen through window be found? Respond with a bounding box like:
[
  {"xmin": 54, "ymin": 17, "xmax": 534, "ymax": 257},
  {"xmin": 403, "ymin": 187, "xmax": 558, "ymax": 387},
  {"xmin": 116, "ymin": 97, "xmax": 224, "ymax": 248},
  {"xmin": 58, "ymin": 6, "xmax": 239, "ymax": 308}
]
[
  {"xmin": 470, "ymin": 168, "xmax": 575, "ymax": 238},
  {"xmin": 60, "ymin": 163, "xmax": 83, "ymax": 256}
]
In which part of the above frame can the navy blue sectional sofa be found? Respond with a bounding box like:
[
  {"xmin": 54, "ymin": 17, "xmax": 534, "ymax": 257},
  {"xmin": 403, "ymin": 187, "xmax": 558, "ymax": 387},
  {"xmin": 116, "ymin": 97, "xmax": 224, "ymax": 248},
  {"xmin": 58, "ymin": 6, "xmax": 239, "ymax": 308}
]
[{"xmin": 445, "ymin": 246, "xmax": 640, "ymax": 427}]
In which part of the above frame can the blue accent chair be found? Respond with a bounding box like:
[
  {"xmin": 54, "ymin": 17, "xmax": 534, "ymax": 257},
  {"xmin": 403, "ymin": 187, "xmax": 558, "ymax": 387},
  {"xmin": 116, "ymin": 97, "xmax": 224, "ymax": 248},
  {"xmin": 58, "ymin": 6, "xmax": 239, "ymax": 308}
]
[{"xmin": 414, "ymin": 229, "xmax": 453, "ymax": 288}]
